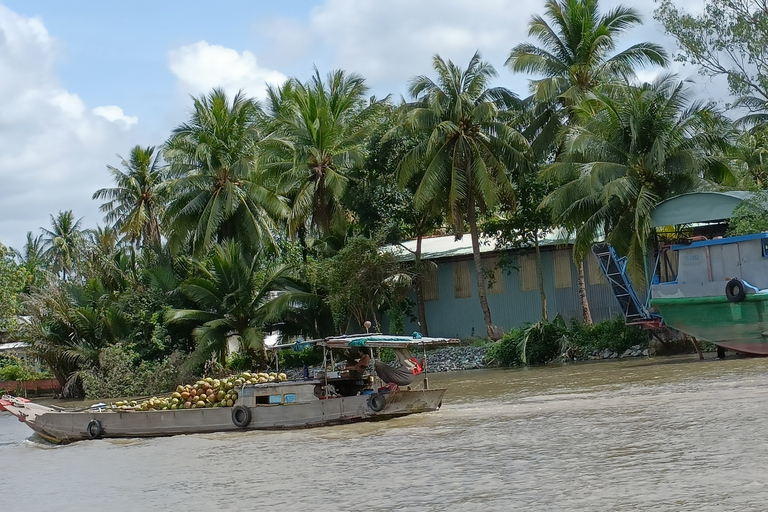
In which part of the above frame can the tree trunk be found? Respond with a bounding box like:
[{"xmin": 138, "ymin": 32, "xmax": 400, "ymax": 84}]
[
  {"xmin": 534, "ymin": 230, "xmax": 548, "ymax": 321},
  {"xmin": 467, "ymin": 193, "xmax": 498, "ymax": 339},
  {"xmin": 414, "ymin": 234, "xmax": 429, "ymax": 336},
  {"xmin": 577, "ymin": 259, "xmax": 592, "ymax": 325}
]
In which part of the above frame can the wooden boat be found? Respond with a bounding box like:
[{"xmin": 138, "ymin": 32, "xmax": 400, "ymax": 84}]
[
  {"xmin": 0, "ymin": 334, "xmax": 458, "ymax": 444},
  {"xmin": 649, "ymin": 232, "xmax": 768, "ymax": 355}
]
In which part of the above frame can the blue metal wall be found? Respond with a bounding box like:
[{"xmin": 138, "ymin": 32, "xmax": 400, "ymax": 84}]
[{"xmin": 402, "ymin": 249, "xmax": 619, "ymax": 339}]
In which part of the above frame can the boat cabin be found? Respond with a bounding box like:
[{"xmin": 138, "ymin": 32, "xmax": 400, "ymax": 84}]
[{"xmin": 652, "ymin": 233, "xmax": 768, "ymax": 300}]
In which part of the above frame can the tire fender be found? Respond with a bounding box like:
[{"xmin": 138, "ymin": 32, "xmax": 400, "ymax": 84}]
[
  {"xmin": 368, "ymin": 393, "xmax": 387, "ymax": 412},
  {"xmin": 726, "ymin": 278, "xmax": 747, "ymax": 302},
  {"xmin": 231, "ymin": 405, "xmax": 252, "ymax": 428},
  {"xmin": 86, "ymin": 419, "xmax": 103, "ymax": 439}
]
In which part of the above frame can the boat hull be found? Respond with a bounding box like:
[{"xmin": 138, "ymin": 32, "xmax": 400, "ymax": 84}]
[
  {"xmin": 4, "ymin": 388, "xmax": 446, "ymax": 444},
  {"xmin": 650, "ymin": 294, "xmax": 768, "ymax": 355}
]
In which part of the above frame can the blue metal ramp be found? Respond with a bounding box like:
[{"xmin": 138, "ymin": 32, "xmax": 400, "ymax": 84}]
[{"xmin": 591, "ymin": 243, "xmax": 659, "ymax": 323}]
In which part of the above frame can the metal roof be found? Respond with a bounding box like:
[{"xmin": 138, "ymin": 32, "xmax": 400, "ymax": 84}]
[
  {"xmin": 651, "ymin": 191, "xmax": 754, "ymax": 227},
  {"xmin": 0, "ymin": 342, "xmax": 30, "ymax": 351},
  {"xmin": 322, "ymin": 333, "xmax": 460, "ymax": 349},
  {"xmin": 383, "ymin": 229, "xmax": 572, "ymax": 262}
]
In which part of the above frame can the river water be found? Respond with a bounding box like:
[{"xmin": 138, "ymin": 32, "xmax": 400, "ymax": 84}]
[{"xmin": 3, "ymin": 355, "xmax": 768, "ymax": 511}]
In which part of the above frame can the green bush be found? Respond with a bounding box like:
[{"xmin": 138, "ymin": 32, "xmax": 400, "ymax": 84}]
[
  {"xmin": 0, "ymin": 355, "xmax": 48, "ymax": 381},
  {"xmin": 80, "ymin": 345, "xmax": 193, "ymax": 399},
  {"xmin": 227, "ymin": 351, "xmax": 257, "ymax": 372},
  {"xmin": 489, "ymin": 316, "xmax": 649, "ymax": 367},
  {"xmin": 487, "ymin": 328, "xmax": 523, "ymax": 366},
  {"xmin": 278, "ymin": 346, "xmax": 323, "ymax": 369},
  {"xmin": 569, "ymin": 316, "xmax": 648, "ymax": 355}
]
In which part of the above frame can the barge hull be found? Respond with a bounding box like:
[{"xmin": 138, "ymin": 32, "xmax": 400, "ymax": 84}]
[
  {"xmin": 651, "ymin": 294, "xmax": 768, "ymax": 356},
  {"xmin": 5, "ymin": 389, "xmax": 446, "ymax": 444}
]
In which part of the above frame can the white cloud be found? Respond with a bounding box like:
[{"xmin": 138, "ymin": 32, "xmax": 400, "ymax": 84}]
[
  {"xmin": 168, "ymin": 41, "xmax": 287, "ymax": 100},
  {"xmin": 249, "ymin": 0, "xmax": 728, "ymax": 104},
  {"xmin": 93, "ymin": 105, "xmax": 138, "ymax": 127},
  {"xmin": 304, "ymin": 0, "xmax": 543, "ymax": 96},
  {"xmin": 0, "ymin": 5, "xmax": 137, "ymax": 250}
]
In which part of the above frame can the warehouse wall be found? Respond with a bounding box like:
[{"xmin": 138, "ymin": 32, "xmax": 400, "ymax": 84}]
[{"xmin": 401, "ymin": 247, "xmax": 619, "ymax": 339}]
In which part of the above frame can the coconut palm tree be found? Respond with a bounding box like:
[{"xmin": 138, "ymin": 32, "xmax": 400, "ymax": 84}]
[
  {"xmin": 508, "ymin": 0, "xmax": 668, "ymax": 103},
  {"xmin": 20, "ymin": 279, "xmax": 119, "ymax": 397},
  {"xmin": 13, "ymin": 231, "xmax": 49, "ymax": 289},
  {"xmin": 42, "ymin": 210, "xmax": 83, "ymax": 281},
  {"xmin": 93, "ymin": 145, "xmax": 167, "ymax": 249},
  {"xmin": 165, "ymin": 241, "xmax": 295, "ymax": 366},
  {"xmin": 542, "ymin": 76, "xmax": 736, "ymax": 284},
  {"xmin": 260, "ymin": 69, "xmax": 386, "ymax": 241},
  {"xmin": 164, "ymin": 88, "xmax": 288, "ymax": 257},
  {"xmin": 398, "ymin": 52, "xmax": 530, "ymax": 339},
  {"xmin": 507, "ymin": 0, "xmax": 668, "ymax": 323}
]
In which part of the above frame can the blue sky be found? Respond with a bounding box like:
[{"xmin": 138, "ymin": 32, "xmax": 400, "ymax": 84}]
[{"xmin": 0, "ymin": 0, "xmax": 718, "ymax": 250}]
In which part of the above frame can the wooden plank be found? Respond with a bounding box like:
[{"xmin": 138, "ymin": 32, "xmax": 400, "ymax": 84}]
[
  {"xmin": 519, "ymin": 254, "xmax": 537, "ymax": 291},
  {"xmin": 453, "ymin": 261, "xmax": 471, "ymax": 298},
  {"xmin": 421, "ymin": 264, "xmax": 439, "ymax": 301},
  {"xmin": 554, "ymin": 250, "xmax": 573, "ymax": 289},
  {"xmin": 587, "ymin": 253, "xmax": 607, "ymax": 286},
  {"xmin": 483, "ymin": 256, "xmax": 504, "ymax": 294}
]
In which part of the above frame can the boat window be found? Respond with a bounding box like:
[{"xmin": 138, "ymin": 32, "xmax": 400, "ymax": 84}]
[
  {"xmin": 284, "ymin": 394, "xmax": 296, "ymax": 403},
  {"xmin": 269, "ymin": 395, "xmax": 282, "ymax": 404},
  {"xmin": 657, "ymin": 249, "xmax": 678, "ymax": 283}
]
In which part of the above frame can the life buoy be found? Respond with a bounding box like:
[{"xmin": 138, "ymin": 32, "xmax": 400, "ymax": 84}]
[
  {"xmin": 86, "ymin": 419, "xmax": 103, "ymax": 439},
  {"xmin": 368, "ymin": 393, "xmax": 386, "ymax": 412},
  {"xmin": 231, "ymin": 405, "xmax": 252, "ymax": 428},
  {"xmin": 726, "ymin": 278, "xmax": 747, "ymax": 302}
]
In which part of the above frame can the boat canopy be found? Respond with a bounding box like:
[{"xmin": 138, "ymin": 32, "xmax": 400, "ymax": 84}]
[
  {"xmin": 651, "ymin": 191, "xmax": 754, "ymax": 227},
  {"xmin": 320, "ymin": 333, "xmax": 460, "ymax": 349}
]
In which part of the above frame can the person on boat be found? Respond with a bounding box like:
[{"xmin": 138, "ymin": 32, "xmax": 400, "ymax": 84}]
[{"xmin": 345, "ymin": 347, "xmax": 371, "ymax": 376}]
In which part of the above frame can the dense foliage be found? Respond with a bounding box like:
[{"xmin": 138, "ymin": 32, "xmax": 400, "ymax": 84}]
[{"xmin": 488, "ymin": 316, "xmax": 648, "ymax": 366}]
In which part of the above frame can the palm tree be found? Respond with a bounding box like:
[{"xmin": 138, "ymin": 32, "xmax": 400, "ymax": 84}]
[
  {"xmin": 729, "ymin": 129, "xmax": 768, "ymax": 189},
  {"xmin": 398, "ymin": 52, "xmax": 530, "ymax": 339},
  {"xmin": 260, "ymin": 69, "xmax": 386, "ymax": 241},
  {"xmin": 13, "ymin": 231, "xmax": 49, "ymax": 289},
  {"xmin": 508, "ymin": 0, "xmax": 667, "ymax": 103},
  {"xmin": 165, "ymin": 241, "xmax": 293, "ymax": 366},
  {"xmin": 164, "ymin": 88, "xmax": 288, "ymax": 257},
  {"xmin": 542, "ymin": 76, "xmax": 736, "ymax": 284},
  {"xmin": 507, "ymin": 0, "xmax": 668, "ymax": 323},
  {"xmin": 42, "ymin": 210, "xmax": 83, "ymax": 281},
  {"xmin": 93, "ymin": 145, "xmax": 166, "ymax": 248},
  {"xmin": 20, "ymin": 280, "xmax": 118, "ymax": 397}
]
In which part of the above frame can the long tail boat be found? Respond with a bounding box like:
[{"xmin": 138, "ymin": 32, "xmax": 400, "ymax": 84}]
[{"xmin": 1, "ymin": 334, "xmax": 458, "ymax": 444}]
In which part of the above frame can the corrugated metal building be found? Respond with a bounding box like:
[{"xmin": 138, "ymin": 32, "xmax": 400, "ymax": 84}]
[{"xmin": 387, "ymin": 234, "xmax": 619, "ymax": 339}]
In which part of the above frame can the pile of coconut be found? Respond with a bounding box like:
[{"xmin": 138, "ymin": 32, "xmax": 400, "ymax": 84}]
[{"xmin": 112, "ymin": 372, "xmax": 288, "ymax": 411}]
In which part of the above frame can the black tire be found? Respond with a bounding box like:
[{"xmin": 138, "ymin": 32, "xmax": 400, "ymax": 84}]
[
  {"xmin": 86, "ymin": 419, "xmax": 103, "ymax": 439},
  {"xmin": 231, "ymin": 405, "xmax": 252, "ymax": 428},
  {"xmin": 726, "ymin": 278, "xmax": 747, "ymax": 302},
  {"xmin": 368, "ymin": 393, "xmax": 386, "ymax": 412}
]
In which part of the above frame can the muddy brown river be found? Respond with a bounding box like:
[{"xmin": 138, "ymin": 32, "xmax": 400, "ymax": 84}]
[{"xmin": 3, "ymin": 355, "xmax": 768, "ymax": 511}]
